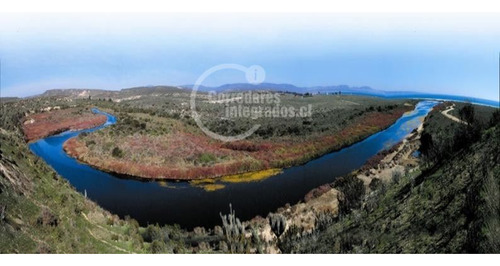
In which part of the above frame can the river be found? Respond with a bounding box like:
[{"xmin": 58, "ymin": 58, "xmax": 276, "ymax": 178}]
[{"xmin": 29, "ymin": 101, "xmax": 438, "ymax": 229}]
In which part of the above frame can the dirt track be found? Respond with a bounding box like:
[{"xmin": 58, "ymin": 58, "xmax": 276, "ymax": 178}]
[{"xmin": 441, "ymin": 104, "xmax": 468, "ymax": 125}]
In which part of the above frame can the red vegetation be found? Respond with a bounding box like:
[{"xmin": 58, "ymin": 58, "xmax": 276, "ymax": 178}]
[
  {"xmin": 65, "ymin": 107, "xmax": 412, "ymax": 180},
  {"xmin": 304, "ymin": 184, "xmax": 334, "ymax": 203},
  {"xmin": 359, "ymin": 141, "xmax": 403, "ymax": 173},
  {"xmin": 22, "ymin": 108, "xmax": 107, "ymax": 142},
  {"xmin": 222, "ymin": 140, "xmax": 272, "ymax": 152},
  {"xmin": 249, "ymin": 107, "xmax": 412, "ymax": 169},
  {"xmin": 64, "ymin": 136, "xmax": 258, "ymax": 180}
]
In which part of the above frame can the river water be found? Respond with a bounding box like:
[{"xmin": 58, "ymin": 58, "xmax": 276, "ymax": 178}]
[{"xmin": 29, "ymin": 101, "xmax": 438, "ymax": 229}]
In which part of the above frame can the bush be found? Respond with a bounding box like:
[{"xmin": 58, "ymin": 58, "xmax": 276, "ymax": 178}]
[
  {"xmin": 419, "ymin": 132, "xmax": 434, "ymax": 159},
  {"xmin": 458, "ymin": 103, "xmax": 475, "ymax": 125},
  {"xmin": 37, "ymin": 207, "xmax": 58, "ymax": 227},
  {"xmin": 333, "ymin": 175, "xmax": 365, "ymax": 215},
  {"xmin": 488, "ymin": 109, "xmax": 500, "ymax": 128},
  {"xmin": 369, "ymin": 178, "xmax": 382, "ymax": 191},
  {"xmin": 391, "ymin": 170, "xmax": 402, "ymax": 184},
  {"xmin": 268, "ymin": 213, "xmax": 287, "ymax": 238},
  {"xmin": 219, "ymin": 204, "xmax": 253, "ymax": 253},
  {"xmin": 142, "ymin": 224, "xmax": 160, "ymax": 242},
  {"xmin": 111, "ymin": 147, "xmax": 124, "ymax": 158},
  {"xmin": 314, "ymin": 211, "xmax": 336, "ymax": 231},
  {"xmin": 197, "ymin": 153, "xmax": 216, "ymax": 165},
  {"xmin": 142, "ymin": 224, "xmax": 168, "ymax": 243},
  {"xmin": 150, "ymin": 239, "xmax": 166, "ymax": 253}
]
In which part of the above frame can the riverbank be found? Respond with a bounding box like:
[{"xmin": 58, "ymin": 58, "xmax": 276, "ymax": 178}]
[
  {"xmin": 272, "ymin": 103, "xmax": 500, "ymax": 253},
  {"xmin": 63, "ymin": 106, "xmax": 412, "ymax": 181},
  {"xmin": 248, "ymin": 107, "xmax": 433, "ymax": 250},
  {"xmin": 28, "ymin": 100, "xmax": 437, "ymax": 230},
  {"xmin": 22, "ymin": 107, "xmax": 107, "ymax": 142}
]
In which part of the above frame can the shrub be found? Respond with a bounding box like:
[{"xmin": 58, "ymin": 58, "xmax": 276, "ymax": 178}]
[
  {"xmin": 198, "ymin": 153, "xmax": 216, "ymax": 165},
  {"xmin": 37, "ymin": 207, "xmax": 58, "ymax": 227},
  {"xmin": 219, "ymin": 204, "xmax": 251, "ymax": 253},
  {"xmin": 142, "ymin": 224, "xmax": 160, "ymax": 242},
  {"xmin": 488, "ymin": 109, "xmax": 500, "ymax": 128},
  {"xmin": 111, "ymin": 147, "xmax": 124, "ymax": 158},
  {"xmin": 391, "ymin": 170, "xmax": 402, "ymax": 184},
  {"xmin": 369, "ymin": 178, "xmax": 382, "ymax": 191},
  {"xmin": 458, "ymin": 103, "xmax": 476, "ymax": 125},
  {"xmin": 150, "ymin": 239, "xmax": 166, "ymax": 253},
  {"xmin": 419, "ymin": 132, "xmax": 434, "ymax": 158},
  {"xmin": 220, "ymin": 204, "xmax": 245, "ymax": 241},
  {"xmin": 268, "ymin": 213, "xmax": 287, "ymax": 238},
  {"xmin": 314, "ymin": 211, "xmax": 336, "ymax": 231},
  {"xmin": 333, "ymin": 174, "xmax": 365, "ymax": 215},
  {"xmin": 142, "ymin": 224, "xmax": 169, "ymax": 243}
]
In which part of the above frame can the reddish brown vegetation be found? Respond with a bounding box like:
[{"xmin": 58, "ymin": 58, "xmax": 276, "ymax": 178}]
[
  {"xmin": 359, "ymin": 141, "xmax": 403, "ymax": 173},
  {"xmin": 431, "ymin": 102, "xmax": 450, "ymax": 112},
  {"xmin": 222, "ymin": 140, "xmax": 272, "ymax": 152},
  {"xmin": 304, "ymin": 184, "xmax": 334, "ymax": 203},
  {"xmin": 64, "ymin": 137, "xmax": 259, "ymax": 180},
  {"xmin": 246, "ymin": 107, "xmax": 412, "ymax": 170},
  {"xmin": 22, "ymin": 108, "xmax": 107, "ymax": 142},
  {"xmin": 65, "ymin": 107, "xmax": 411, "ymax": 180}
]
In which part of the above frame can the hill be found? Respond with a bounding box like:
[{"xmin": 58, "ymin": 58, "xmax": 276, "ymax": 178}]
[{"xmin": 278, "ymin": 105, "xmax": 500, "ymax": 253}]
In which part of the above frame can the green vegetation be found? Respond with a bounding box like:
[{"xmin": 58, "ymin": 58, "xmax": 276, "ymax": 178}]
[
  {"xmin": 0, "ymin": 128, "xmax": 150, "ymax": 253},
  {"xmin": 277, "ymin": 103, "xmax": 500, "ymax": 253},
  {"xmin": 3, "ymin": 87, "xmax": 498, "ymax": 253},
  {"xmin": 112, "ymin": 147, "xmax": 124, "ymax": 158},
  {"xmin": 0, "ymin": 100, "xmax": 224, "ymax": 253},
  {"xmin": 69, "ymin": 92, "xmax": 413, "ymax": 180},
  {"xmin": 420, "ymin": 103, "xmax": 494, "ymax": 165}
]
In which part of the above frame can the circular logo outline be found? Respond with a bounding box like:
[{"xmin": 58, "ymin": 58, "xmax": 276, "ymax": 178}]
[{"xmin": 190, "ymin": 64, "xmax": 264, "ymax": 142}]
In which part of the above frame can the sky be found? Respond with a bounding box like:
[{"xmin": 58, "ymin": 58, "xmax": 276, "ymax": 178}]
[{"xmin": 0, "ymin": 13, "xmax": 499, "ymax": 101}]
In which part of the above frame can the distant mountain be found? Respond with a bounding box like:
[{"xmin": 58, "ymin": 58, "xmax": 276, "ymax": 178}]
[
  {"xmin": 34, "ymin": 86, "xmax": 188, "ymax": 100},
  {"xmin": 180, "ymin": 83, "xmax": 303, "ymax": 93},
  {"xmin": 181, "ymin": 83, "xmax": 384, "ymax": 95},
  {"xmin": 179, "ymin": 84, "xmax": 215, "ymax": 91},
  {"xmin": 39, "ymin": 89, "xmax": 111, "ymax": 98},
  {"xmin": 183, "ymin": 83, "xmax": 498, "ymax": 107},
  {"xmin": 306, "ymin": 85, "xmax": 381, "ymax": 95},
  {"xmin": 120, "ymin": 86, "xmax": 186, "ymax": 95},
  {"xmin": 30, "ymin": 84, "xmax": 499, "ymax": 107},
  {"xmin": 216, "ymin": 83, "xmax": 303, "ymax": 93}
]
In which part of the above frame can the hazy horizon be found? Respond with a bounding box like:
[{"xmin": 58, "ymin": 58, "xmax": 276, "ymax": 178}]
[{"xmin": 1, "ymin": 13, "xmax": 499, "ymax": 101}]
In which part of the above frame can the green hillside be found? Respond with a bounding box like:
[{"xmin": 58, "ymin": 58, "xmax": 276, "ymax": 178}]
[{"xmin": 279, "ymin": 106, "xmax": 500, "ymax": 253}]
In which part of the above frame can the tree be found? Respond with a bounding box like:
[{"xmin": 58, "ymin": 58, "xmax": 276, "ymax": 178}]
[
  {"xmin": 334, "ymin": 175, "xmax": 365, "ymax": 215},
  {"xmin": 459, "ymin": 103, "xmax": 475, "ymax": 125},
  {"xmin": 420, "ymin": 132, "xmax": 434, "ymax": 158},
  {"xmin": 489, "ymin": 109, "xmax": 500, "ymax": 128}
]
